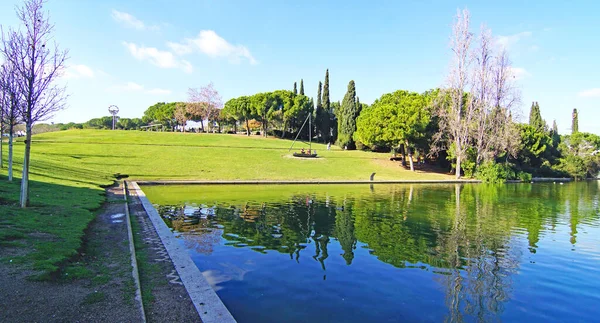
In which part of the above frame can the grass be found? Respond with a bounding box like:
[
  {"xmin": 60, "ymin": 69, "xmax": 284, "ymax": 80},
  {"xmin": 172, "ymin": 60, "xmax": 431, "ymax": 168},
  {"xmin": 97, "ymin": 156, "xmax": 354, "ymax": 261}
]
[{"xmin": 0, "ymin": 129, "xmax": 452, "ymax": 277}]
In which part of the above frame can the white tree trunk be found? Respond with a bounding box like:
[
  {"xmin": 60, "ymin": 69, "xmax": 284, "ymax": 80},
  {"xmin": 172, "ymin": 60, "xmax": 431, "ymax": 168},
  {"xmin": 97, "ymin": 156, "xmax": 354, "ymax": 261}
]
[
  {"xmin": 8, "ymin": 129, "xmax": 14, "ymax": 181},
  {"xmin": 20, "ymin": 122, "xmax": 32, "ymax": 207}
]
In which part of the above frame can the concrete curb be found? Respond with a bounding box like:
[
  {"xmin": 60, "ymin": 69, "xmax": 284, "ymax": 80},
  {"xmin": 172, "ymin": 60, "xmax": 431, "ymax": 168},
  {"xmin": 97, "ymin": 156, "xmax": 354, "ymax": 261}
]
[
  {"xmin": 128, "ymin": 181, "xmax": 236, "ymax": 323},
  {"xmin": 122, "ymin": 182, "xmax": 147, "ymax": 323},
  {"xmin": 137, "ymin": 179, "xmax": 482, "ymax": 185}
]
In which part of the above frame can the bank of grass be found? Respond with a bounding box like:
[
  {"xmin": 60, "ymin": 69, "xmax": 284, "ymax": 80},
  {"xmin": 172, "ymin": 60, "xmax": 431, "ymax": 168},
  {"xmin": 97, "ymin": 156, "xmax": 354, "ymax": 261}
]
[{"xmin": 0, "ymin": 129, "xmax": 452, "ymax": 277}]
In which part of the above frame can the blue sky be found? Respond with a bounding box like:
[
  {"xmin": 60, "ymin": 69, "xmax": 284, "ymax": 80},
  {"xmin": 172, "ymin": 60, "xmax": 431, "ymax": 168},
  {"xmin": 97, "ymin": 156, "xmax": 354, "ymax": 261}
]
[{"xmin": 0, "ymin": 0, "xmax": 598, "ymax": 134}]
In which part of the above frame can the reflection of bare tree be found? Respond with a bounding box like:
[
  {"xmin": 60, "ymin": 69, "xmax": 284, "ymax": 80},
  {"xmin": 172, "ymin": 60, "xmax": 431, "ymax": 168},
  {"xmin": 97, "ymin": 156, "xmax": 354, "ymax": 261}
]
[
  {"xmin": 439, "ymin": 185, "xmax": 520, "ymax": 323},
  {"xmin": 181, "ymin": 228, "xmax": 224, "ymax": 255}
]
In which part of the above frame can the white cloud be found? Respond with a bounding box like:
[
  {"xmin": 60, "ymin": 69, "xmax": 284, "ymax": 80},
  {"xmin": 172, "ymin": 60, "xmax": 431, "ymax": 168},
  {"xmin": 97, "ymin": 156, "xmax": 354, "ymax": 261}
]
[
  {"xmin": 123, "ymin": 42, "xmax": 193, "ymax": 73},
  {"xmin": 111, "ymin": 9, "xmax": 159, "ymax": 31},
  {"xmin": 61, "ymin": 64, "xmax": 95, "ymax": 79},
  {"xmin": 496, "ymin": 31, "xmax": 532, "ymax": 50},
  {"xmin": 578, "ymin": 88, "xmax": 600, "ymax": 98},
  {"xmin": 168, "ymin": 30, "xmax": 257, "ymax": 65},
  {"xmin": 509, "ymin": 67, "xmax": 531, "ymax": 80},
  {"xmin": 110, "ymin": 82, "xmax": 171, "ymax": 95}
]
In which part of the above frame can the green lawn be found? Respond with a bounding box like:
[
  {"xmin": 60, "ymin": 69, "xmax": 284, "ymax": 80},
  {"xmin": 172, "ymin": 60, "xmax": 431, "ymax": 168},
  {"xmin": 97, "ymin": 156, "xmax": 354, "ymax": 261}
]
[
  {"xmin": 18, "ymin": 129, "xmax": 452, "ymax": 181},
  {"xmin": 0, "ymin": 129, "xmax": 452, "ymax": 277}
]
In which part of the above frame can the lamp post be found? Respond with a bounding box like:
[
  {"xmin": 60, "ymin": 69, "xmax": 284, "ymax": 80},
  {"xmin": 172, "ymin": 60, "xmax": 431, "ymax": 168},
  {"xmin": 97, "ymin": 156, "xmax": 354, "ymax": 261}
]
[{"xmin": 108, "ymin": 105, "xmax": 119, "ymax": 130}]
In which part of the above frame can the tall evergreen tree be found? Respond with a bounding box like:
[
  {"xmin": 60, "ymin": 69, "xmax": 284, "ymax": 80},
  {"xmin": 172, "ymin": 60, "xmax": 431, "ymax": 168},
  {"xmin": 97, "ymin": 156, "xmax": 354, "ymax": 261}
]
[
  {"xmin": 551, "ymin": 119, "xmax": 560, "ymax": 147},
  {"xmin": 337, "ymin": 80, "xmax": 358, "ymax": 149},
  {"xmin": 355, "ymin": 96, "xmax": 362, "ymax": 119},
  {"xmin": 572, "ymin": 109, "xmax": 578, "ymax": 134},
  {"xmin": 299, "ymin": 79, "xmax": 304, "ymax": 95},
  {"xmin": 529, "ymin": 101, "xmax": 545, "ymax": 132},
  {"xmin": 314, "ymin": 81, "xmax": 325, "ymax": 141},
  {"xmin": 293, "ymin": 82, "xmax": 297, "ymax": 96},
  {"xmin": 322, "ymin": 69, "xmax": 331, "ymax": 143}
]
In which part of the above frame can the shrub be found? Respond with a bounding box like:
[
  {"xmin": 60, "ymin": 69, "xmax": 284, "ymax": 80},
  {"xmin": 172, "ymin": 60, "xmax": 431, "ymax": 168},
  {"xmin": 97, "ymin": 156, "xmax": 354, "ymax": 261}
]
[
  {"xmin": 476, "ymin": 162, "xmax": 515, "ymax": 184},
  {"xmin": 517, "ymin": 171, "xmax": 532, "ymax": 182}
]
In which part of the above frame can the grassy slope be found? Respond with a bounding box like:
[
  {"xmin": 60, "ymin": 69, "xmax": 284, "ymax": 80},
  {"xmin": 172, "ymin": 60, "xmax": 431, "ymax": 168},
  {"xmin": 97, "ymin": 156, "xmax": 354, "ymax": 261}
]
[
  {"xmin": 23, "ymin": 129, "xmax": 452, "ymax": 181},
  {"xmin": 0, "ymin": 129, "xmax": 451, "ymax": 276}
]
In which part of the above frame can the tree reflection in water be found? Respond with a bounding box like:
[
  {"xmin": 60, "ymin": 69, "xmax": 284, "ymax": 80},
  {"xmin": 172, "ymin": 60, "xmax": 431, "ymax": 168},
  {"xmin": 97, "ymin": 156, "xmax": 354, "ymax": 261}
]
[{"xmin": 155, "ymin": 182, "xmax": 599, "ymax": 322}]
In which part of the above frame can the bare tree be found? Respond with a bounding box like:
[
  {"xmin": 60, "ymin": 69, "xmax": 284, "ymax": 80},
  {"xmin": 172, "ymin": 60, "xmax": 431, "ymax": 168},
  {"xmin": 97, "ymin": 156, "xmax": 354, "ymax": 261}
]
[
  {"xmin": 471, "ymin": 26, "xmax": 494, "ymax": 165},
  {"xmin": 187, "ymin": 83, "xmax": 223, "ymax": 133},
  {"xmin": 174, "ymin": 102, "xmax": 189, "ymax": 132},
  {"xmin": 433, "ymin": 9, "xmax": 475, "ymax": 179},
  {"xmin": 1, "ymin": 0, "xmax": 68, "ymax": 207},
  {"xmin": 0, "ymin": 59, "xmax": 23, "ymax": 181}
]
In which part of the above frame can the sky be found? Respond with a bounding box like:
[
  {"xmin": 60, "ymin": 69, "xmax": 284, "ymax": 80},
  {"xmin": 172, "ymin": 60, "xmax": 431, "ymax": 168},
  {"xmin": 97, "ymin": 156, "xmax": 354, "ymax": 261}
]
[{"xmin": 0, "ymin": 0, "xmax": 598, "ymax": 134}]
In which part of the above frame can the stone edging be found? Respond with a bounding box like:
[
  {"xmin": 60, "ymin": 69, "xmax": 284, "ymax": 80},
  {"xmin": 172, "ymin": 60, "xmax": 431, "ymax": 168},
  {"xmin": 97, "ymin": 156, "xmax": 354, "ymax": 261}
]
[
  {"xmin": 122, "ymin": 182, "xmax": 147, "ymax": 323},
  {"xmin": 128, "ymin": 181, "xmax": 236, "ymax": 323},
  {"xmin": 136, "ymin": 179, "xmax": 482, "ymax": 185}
]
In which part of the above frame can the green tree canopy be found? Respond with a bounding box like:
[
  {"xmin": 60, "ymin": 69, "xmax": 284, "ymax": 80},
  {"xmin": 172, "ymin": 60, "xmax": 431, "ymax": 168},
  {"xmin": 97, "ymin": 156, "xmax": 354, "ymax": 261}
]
[{"xmin": 337, "ymin": 80, "xmax": 358, "ymax": 149}]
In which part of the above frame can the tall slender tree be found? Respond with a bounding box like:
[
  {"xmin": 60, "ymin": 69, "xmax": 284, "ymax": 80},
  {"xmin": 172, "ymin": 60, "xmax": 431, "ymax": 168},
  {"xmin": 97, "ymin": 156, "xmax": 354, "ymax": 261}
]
[
  {"xmin": 1, "ymin": 0, "xmax": 68, "ymax": 207},
  {"xmin": 299, "ymin": 79, "xmax": 304, "ymax": 95},
  {"xmin": 337, "ymin": 80, "xmax": 358, "ymax": 149},
  {"xmin": 314, "ymin": 81, "xmax": 325, "ymax": 141},
  {"xmin": 322, "ymin": 69, "xmax": 331, "ymax": 143},
  {"xmin": 529, "ymin": 101, "xmax": 545, "ymax": 132},
  {"xmin": 293, "ymin": 82, "xmax": 297, "ymax": 96},
  {"xmin": 433, "ymin": 9, "xmax": 474, "ymax": 179},
  {"xmin": 0, "ymin": 60, "xmax": 23, "ymax": 181},
  {"xmin": 571, "ymin": 108, "xmax": 578, "ymax": 134}
]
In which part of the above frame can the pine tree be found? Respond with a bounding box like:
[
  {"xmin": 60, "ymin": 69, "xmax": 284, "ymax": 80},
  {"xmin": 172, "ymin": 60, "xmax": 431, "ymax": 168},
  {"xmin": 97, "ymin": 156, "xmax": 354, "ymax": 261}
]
[
  {"xmin": 337, "ymin": 80, "xmax": 357, "ymax": 149},
  {"xmin": 529, "ymin": 101, "xmax": 545, "ymax": 132},
  {"xmin": 572, "ymin": 109, "xmax": 579, "ymax": 134},
  {"xmin": 299, "ymin": 79, "xmax": 304, "ymax": 95},
  {"xmin": 293, "ymin": 82, "xmax": 297, "ymax": 96},
  {"xmin": 322, "ymin": 69, "xmax": 331, "ymax": 143}
]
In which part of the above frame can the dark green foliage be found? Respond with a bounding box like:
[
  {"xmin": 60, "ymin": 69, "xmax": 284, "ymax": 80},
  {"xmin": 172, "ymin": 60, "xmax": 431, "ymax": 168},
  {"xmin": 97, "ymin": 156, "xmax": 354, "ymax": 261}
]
[
  {"xmin": 354, "ymin": 90, "xmax": 431, "ymax": 156},
  {"xmin": 528, "ymin": 101, "xmax": 546, "ymax": 132},
  {"xmin": 299, "ymin": 79, "xmax": 304, "ymax": 96},
  {"xmin": 293, "ymin": 82, "xmax": 297, "ymax": 96},
  {"xmin": 517, "ymin": 171, "xmax": 532, "ymax": 182},
  {"xmin": 514, "ymin": 124, "xmax": 556, "ymax": 176},
  {"xmin": 337, "ymin": 80, "xmax": 358, "ymax": 149},
  {"xmin": 314, "ymin": 81, "xmax": 326, "ymax": 142},
  {"xmin": 572, "ymin": 109, "xmax": 579, "ymax": 134}
]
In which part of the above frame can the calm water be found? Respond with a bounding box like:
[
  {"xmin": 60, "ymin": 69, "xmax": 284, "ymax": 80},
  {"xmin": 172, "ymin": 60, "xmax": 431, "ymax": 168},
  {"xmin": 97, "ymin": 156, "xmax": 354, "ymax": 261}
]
[{"xmin": 145, "ymin": 182, "xmax": 600, "ymax": 323}]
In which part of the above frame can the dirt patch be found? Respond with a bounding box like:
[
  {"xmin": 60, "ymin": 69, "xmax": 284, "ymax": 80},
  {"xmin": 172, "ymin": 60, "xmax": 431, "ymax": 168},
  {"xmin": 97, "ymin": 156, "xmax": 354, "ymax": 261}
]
[
  {"xmin": 127, "ymin": 185, "xmax": 201, "ymax": 322},
  {"xmin": 0, "ymin": 184, "xmax": 140, "ymax": 322}
]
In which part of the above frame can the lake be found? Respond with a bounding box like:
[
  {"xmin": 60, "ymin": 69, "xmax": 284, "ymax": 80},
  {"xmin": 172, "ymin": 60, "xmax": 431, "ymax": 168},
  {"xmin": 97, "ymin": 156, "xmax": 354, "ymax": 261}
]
[{"xmin": 142, "ymin": 182, "xmax": 600, "ymax": 322}]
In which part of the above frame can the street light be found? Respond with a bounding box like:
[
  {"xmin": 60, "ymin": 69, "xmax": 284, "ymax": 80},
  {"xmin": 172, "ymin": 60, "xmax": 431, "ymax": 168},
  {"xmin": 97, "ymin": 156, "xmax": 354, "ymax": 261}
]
[{"xmin": 108, "ymin": 105, "xmax": 119, "ymax": 130}]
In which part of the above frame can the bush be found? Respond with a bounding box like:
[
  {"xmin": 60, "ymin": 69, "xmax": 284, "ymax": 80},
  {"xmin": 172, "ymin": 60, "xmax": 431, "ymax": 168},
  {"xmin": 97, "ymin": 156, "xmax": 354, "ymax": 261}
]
[
  {"xmin": 517, "ymin": 171, "xmax": 532, "ymax": 182},
  {"xmin": 476, "ymin": 162, "xmax": 515, "ymax": 184}
]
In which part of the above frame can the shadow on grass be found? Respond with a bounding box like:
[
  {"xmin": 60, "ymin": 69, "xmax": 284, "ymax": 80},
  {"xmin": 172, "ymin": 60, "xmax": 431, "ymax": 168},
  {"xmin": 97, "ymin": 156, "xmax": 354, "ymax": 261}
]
[{"xmin": 0, "ymin": 176, "xmax": 105, "ymax": 279}]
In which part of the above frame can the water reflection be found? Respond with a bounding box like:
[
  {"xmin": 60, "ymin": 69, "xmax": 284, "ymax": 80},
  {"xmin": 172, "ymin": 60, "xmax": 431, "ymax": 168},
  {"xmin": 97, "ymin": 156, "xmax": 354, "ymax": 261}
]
[{"xmin": 154, "ymin": 182, "xmax": 600, "ymax": 322}]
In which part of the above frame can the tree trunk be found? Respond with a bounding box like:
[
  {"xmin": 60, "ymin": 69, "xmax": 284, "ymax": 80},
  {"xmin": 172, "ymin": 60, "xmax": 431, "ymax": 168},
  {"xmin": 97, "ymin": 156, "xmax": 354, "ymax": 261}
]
[
  {"xmin": 233, "ymin": 121, "xmax": 237, "ymax": 134},
  {"xmin": 263, "ymin": 119, "xmax": 267, "ymax": 137},
  {"xmin": 245, "ymin": 118, "xmax": 250, "ymax": 136},
  {"xmin": 405, "ymin": 140, "xmax": 414, "ymax": 171},
  {"xmin": 281, "ymin": 120, "xmax": 287, "ymax": 139},
  {"xmin": 20, "ymin": 122, "xmax": 32, "ymax": 208},
  {"xmin": 455, "ymin": 155, "xmax": 462, "ymax": 179},
  {"xmin": 401, "ymin": 145, "xmax": 407, "ymax": 167},
  {"xmin": 8, "ymin": 124, "xmax": 14, "ymax": 181},
  {"xmin": 199, "ymin": 119, "xmax": 205, "ymax": 133}
]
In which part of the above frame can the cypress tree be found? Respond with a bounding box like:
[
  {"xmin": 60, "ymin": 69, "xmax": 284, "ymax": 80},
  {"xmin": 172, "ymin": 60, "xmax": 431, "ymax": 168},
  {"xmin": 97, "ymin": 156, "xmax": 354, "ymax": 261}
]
[
  {"xmin": 551, "ymin": 119, "xmax": 560, "ymax": 147},
  {"xmin": 529, "ymin": 101, "xmax": 545, "ymax": 132},
  {"xmin": 299, "ymin": 79, "xmax": 304, "ymax": 95},
  {"xmin": 315, "ymin": 81, "xmax": 324, "ymax": 141},
  {"xmin": 572, "ymin": 109, "xmax": 579, "ymax": 134},
  {"xmin": 322, "ymin": 69, "xmax": 331, "ymax": 143},
  {"xmin": 293, "ymin": 82, "xmax": 297, "ymax": 96},
  {"xmin": 337, "ymin": 80, "xmax": 357, "ymax": 149}
]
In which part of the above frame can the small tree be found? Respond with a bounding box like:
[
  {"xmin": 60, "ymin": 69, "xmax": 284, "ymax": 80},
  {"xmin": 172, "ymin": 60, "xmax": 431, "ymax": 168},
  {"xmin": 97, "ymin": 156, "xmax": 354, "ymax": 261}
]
[
  {"xmin": 299, "ymin": 79, "xmax": 304, "ymax": 95},
  {"xmin": 174, "ymin": 103, "xmax": 189, "ymax": 132},
  {"xmin": 0, "ymin": 60, "xmax": 23, "ymax": 181},
  {"xmin": 337, "ymin": 80, "xmax": 358, "ymax": 149},
  {"xmin": 187, "ymin": 83, "xmax": 223, "ymax": 132},
  {"xmin": 1, "ymin": 0, "xmax": 68, "ymax": 207},
  {"xmin": 571, "ymin": 108, "xmax": 578, "ymax": 134}
]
